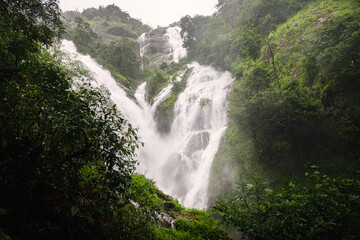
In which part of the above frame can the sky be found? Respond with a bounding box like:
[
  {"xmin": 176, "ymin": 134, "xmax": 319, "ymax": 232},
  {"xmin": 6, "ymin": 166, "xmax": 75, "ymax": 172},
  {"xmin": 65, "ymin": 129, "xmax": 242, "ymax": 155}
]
[{"xmin": 59, "ymin": 0, "xmax": 218, "ymax": 27}]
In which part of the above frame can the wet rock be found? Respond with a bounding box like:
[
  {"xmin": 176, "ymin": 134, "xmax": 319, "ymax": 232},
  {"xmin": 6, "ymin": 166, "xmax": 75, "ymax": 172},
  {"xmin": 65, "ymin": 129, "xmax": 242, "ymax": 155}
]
[
  {"xmin": 154, "ymin": 104, "xmax": 174, "ymax": 134},
  {"xmin": 129, "ymin": 199, "xmax": 140, "ymax": 210},
  {"xmin": 156, "ymin": 212, "xmax": 175, "ymax": 228},
  {"xmin": 184, "ymin": 131, "xmax": 210, "ymax": 156},
  {"xmin": 317, "ymin": 17, "xmax": 326, "ymax": 26}
]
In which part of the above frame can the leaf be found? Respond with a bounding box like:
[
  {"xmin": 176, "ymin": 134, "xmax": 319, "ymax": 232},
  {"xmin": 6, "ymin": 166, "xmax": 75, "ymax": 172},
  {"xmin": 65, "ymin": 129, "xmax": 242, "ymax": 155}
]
[
  {"xmin": 246, "ymin": 184, "xmax": 254, "ymax": 190},
  {"xmin": 265, "ymin": 188, "xmax": 273, "ymax": 193},
  {"xmin": 71, "ymin": 206, "xmax": 80, "ymax": 216},
  {"xmin": 0, "ymin": 228, "xmax": 11, "ymax": 240},
  {"xmin": 0, "ymin": 208, "xmax": 11, "ymax": 215}
]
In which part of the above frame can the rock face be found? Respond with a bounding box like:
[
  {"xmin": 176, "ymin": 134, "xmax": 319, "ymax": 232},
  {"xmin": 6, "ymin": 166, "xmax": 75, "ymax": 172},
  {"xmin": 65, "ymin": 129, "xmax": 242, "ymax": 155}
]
[
  {"xmin": 156, "ymin": 212, "xmax": 175, "ymax": 228},
  {"xmin": 184, "ymin": 131, "xmax": 210, "ymax": 157},
  {"xmin": 140, "ymin": 27, "xmax": 187, "ymax": 68},
  {"xmin": 154, "ymin": 102, "xmax": 174, "ymax": 134}
]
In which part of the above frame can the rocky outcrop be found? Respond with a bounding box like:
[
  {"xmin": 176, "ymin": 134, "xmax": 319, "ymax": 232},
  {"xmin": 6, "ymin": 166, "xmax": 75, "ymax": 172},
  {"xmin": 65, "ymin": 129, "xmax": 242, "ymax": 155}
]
[
  {"xmin": 140, "ymin": 27, "xmax": 186, "ymax": 68},
  {"xmin": 156, "ymin": 212, "xmax": 175, "ymax": 228},
  {"xmin": 154, "ymin": 102, "xmax": 174, "ymax": 134},
  {"xmin": 184, "ymin": 131, "xmax": 210, "ymax": 157}
]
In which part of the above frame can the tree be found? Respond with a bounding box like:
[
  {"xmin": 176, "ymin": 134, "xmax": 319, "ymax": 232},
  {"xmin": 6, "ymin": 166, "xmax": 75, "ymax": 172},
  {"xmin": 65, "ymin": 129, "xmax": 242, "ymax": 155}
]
[
  {"xmin": 72, "ymin": 17, "xmax": 98, "ymax": 53},
  {"xmin": 95, "ymin": 38, "xmax": 140, "ymax": 79},
  {"xmin": 213, "ymin": 166, "xmax": 360, "ymax": 240},
  {"xmin": 0, "ymin": 45, "xmax": 139, "ymax": 239},
  {"xmin": 0, "ymin": 1, "xmax": 140, "ymax": 238},
  {"xmin": 0, "ymin": 0, "xmax": 64, "ymax": 67}
]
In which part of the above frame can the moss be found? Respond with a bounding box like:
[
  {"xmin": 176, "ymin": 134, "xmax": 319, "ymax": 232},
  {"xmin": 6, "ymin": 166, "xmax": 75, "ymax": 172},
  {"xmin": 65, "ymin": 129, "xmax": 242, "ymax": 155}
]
[
  {"xmin": 130, "ymin": 175, "xmax": 164, "ymax": 210},
  {"xmin": 128, "ymin": 174, "xmax": 230, "ymax": 239},
  {"xmin": 153, "ymin": 66, "xmax": 192, "ymax": 134},
  {"xmin": 266, "ymin": 0, "xmax": 360, "ymax": 86},
  {"xmin": 154, "ymin": 214, "xmax": 229, "ymax": 240}
]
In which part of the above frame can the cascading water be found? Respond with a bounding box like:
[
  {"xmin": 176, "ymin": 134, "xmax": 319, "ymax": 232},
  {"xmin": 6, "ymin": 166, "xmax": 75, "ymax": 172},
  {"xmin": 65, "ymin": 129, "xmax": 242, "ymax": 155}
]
[
  {"xmin": 162, "ymin": 62, "xmax": 233, "ymax": 208},
  {"xmin": 60, "ymin": 40, "xmax": 162, "ymax": 179},
  {"xmin": 138, "ymin": 32, "xmax": 149, "ymax": 70},
  {"xmin": 61, "ymin": 27, "xmax": 233, "ymax": 209},
  {"xmin": 164, "ymin": 26, "xmax": 187, "ymax": 63}
]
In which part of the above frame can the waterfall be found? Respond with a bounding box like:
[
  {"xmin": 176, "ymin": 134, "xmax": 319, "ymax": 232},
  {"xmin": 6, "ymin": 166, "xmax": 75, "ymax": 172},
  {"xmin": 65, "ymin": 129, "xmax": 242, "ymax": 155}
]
[
  {"xmin": 138, "ymin": 32, "xmax": 149, "ymax": 70},
  {"xmin": 164, "ymin": 26, "xmax": 187, "ymax": 62},
  {"xmin": 164, "ymin": 62, "xmax": 233, "ymax": 208},
  {"xmin": 60, "ymin": 40, "xmax": 162, "ymax": 179},
  {"xmin": 61, "ymin": 27, "xmax": 233, "ymax": 209}
]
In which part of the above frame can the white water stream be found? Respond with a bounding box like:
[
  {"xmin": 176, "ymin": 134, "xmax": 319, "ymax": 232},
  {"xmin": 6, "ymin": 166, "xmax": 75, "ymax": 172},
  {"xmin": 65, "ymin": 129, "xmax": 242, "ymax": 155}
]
[
  {"xmin": 61, "ymin": 27, "xmax": 233, "ymax": 209},
  {"xmin": 137, "ymin": 32, "xmax": 149, "ymax": 70},
  {"xmin": 164, "ymin": 27, "xmax": 187, "ymax": 62}
]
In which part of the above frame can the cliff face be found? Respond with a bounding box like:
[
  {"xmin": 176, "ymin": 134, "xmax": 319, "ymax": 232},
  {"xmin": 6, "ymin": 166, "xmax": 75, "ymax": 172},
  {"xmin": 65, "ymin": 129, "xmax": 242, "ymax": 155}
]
[{"xmin": 140, "ymin": 28, "xmax": 172, "ymax": 68}]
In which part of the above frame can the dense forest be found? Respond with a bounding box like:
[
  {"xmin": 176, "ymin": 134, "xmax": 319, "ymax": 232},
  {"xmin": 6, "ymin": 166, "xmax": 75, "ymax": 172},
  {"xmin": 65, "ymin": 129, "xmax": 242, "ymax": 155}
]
[{"xmin": 1, "ymin": 0, "xmax": 360, "ymax": 239}]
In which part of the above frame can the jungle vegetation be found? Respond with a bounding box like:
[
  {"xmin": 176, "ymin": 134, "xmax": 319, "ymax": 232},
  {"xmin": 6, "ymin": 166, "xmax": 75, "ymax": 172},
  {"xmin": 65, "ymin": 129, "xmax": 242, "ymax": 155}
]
[{"xmin": 1, "ymin": 0, "xmax": 359, "ymax": 239}]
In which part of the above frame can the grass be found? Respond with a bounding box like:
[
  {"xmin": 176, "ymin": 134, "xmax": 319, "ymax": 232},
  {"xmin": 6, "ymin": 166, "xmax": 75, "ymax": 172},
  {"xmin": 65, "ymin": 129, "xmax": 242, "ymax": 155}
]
[{"xmin": 266, "ymin": 0, "xmax": 360, "ymax": 85}]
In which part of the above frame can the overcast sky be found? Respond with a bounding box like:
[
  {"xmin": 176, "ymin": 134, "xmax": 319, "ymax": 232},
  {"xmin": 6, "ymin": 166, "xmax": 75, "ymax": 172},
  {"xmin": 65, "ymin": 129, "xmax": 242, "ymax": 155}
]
[{"xmin": 59, "ymin": 0, "xmax": 218, "ymax": 27}]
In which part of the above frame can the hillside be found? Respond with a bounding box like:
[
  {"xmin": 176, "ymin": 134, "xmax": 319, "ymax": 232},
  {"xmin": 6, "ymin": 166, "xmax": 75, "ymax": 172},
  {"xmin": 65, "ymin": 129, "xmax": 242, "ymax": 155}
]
[
  {"xmin": 208, "ymin": 0, "xmax": 360, "ymax": 204},
  {"xmin": 63, "ymin": 4, "xmax": 151, "ymax": 43},
  {"xmin": 62, "ymin": 5, "xmax": 188, "ymax": 97},
  {"xmin": 62, "ymin": 5, "xmax": 152, "ymax": 94},
  {"xmin": 1, "ymin": 0, "xmax": 359, "ymax": 239}
]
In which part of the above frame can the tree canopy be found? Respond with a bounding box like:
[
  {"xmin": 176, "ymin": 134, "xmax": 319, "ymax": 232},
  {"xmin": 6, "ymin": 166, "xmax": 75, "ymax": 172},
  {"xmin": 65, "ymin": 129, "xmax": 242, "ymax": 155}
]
[
  {"xmin": 0, "ymin": 1, "xmax": 140, "ymax": 238},
  {"xmin": 0, "ymin": 0, "xmax": 64, "ymax": 68}
]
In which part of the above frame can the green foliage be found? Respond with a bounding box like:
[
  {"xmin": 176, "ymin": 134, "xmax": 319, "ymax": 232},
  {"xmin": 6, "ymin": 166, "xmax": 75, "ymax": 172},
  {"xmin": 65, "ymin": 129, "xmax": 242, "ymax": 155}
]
[
  {"xmin": 199, "ymin": 98, "xmax": 212, "ymax": 108},
  {"xmin": 72, "ymin": 17, "xmax": 98, "ymax": 53},
  {"xmin": 95, "ymin": 38, "xmax": 141, "ymax": 80},
  {"xmin": 115, "ymin": 174, "xmax": 230, "ymax": 240},
  {"xmin": 211, "ymin": 0, "xmax": 360, "ymax": 187},
  {"xmin": 130, "ymin": 175, "xmax": 164, "ymax": 210},
  {"xmin": 179, "ymin": 0, "xmax": 315, "ymax": 70},
  {"xmin": 0, "ymin": 2, "xmax": 142, "ymax": 237},
  {"xmin": 153, "ymin": 66, "xmax": 191, "ymax": 134},
  {"xmin": 0, "ymin": 0, "xmax": 64, "ymax": 68},
  {"xmin": 216, "ymin": 0, "xmax": 243, "ymax": 26},
  {"xmin": 210, "ymin": 4, "xmax": 360, "ymax": 234},
  {"xmin": 233, "ymin": 80, "xmax": 331, "ymax": 173},
  {"xmin": 313, "ymin": 12, "xmax": 360, "ymax": 74},
  {"xmin": 210, "ymin": 0, "xmax": 360, "ymax": 213},
  {"xmin": 146, "ymin": 69, "xmax": 169, "ymax": 103},
  {"xmin": 63, "ymin": 4, "xmax": 150, "ymax": 42},
  {"xmin": 231, "ymin": 26, "xmax": 263, "ymax": 60},
  {"xmin": 213, "ymin": 166, "xmax": 360, "ymax": 239},
  {"xmin": 0, "ymin": 45, "xmax": 139, "ymax": 239},
  {"xmin": 63, "ymin": 4, "xmax": 149, "ymax": 93},
  {"xmin": 180, "ymin": 14, "xmax": 235, "ymax": 70},
  {"xmin": 155, "ymin": 211, "xmax": 230, "ymax": 240}
]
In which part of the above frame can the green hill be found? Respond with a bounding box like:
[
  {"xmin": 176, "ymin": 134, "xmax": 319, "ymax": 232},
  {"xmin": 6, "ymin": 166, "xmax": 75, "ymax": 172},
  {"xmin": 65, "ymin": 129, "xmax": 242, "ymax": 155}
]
[
  {"xmin": 63, "ymin": 4, "xmax": 151, "ymax": 43},
  {"xmin": 62, "ymin": 5, "xmax": 151, "ymax": 94},
  {"xmin": 208, "ymin": 0, "xmax": 360, "ymax": 204}
]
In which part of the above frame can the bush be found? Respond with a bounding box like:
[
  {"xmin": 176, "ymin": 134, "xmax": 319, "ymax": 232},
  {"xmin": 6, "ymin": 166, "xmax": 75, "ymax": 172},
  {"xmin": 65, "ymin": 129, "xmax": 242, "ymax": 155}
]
[{"xmin": 213, "ymin": 165, "xmax": 360, "ymax": 240}]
